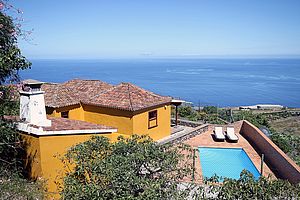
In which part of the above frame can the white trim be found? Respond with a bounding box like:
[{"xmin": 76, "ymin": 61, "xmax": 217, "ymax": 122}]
[
  {"xmin": 19, "ymin": 91, "xmax": 45, "ymax": 95},
  {"xmin": 171, "ymin": 99, "xmax": 185, "ymax": 103},
  {"xmin": 18, "ymin": 122, "xmax": 117, "ymax": 136}
]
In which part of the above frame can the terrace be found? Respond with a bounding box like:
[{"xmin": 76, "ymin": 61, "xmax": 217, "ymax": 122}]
[
  {"xmin": 159, "ymin": 120, "xmax": 300, "ymax": 183},
  {"xmin": 184, "ymin": 122, "xmax": 273, "ymax": 182}
]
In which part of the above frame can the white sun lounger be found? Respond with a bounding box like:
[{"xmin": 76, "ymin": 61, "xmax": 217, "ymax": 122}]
[
  {"xmin": 214, "ymin": 126, "xmax": 225, "ymax": 141},
  {"xmin": 226, "ymin": 127, "xmax": 239, "ymax": 142}
]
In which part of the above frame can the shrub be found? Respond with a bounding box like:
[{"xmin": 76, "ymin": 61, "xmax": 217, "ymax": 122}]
[
  {"xmin": 202, "ymin": 106, "xmax": 218, "ymax": 114},
  {"xmin": 233, "ymin": 111, "xmax": 269, "ymax": 128},
  {"xmin": 193, "ymin": 170, "xmax": 300, "ymax": 199},
  {"xmin": 60, "ymin": 135, "xmax": 194, "ymax": 199},
  {"xmin": 271, "ymin": 131, "xmax": 300, "ymax": 166}
]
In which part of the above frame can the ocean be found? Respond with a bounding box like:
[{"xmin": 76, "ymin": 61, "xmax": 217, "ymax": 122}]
[{"xmin": 19, "ymin": 58, "xmax": 300, "ymax": 108}]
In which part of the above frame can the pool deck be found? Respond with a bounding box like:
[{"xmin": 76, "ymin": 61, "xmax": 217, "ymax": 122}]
[{"xmin": 182, "ymin": 122, "xmax": 275, "ymax": 183}]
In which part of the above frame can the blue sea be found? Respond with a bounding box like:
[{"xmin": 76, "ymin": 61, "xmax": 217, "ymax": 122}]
[{"xmin": 20, "ymin": 58, "xmax": 300, "ymax": 108}]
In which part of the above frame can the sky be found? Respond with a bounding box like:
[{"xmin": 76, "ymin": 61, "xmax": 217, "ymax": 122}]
[{"xmin": 10, "ymin": 0, "xmax": 300, "ymax": 59}]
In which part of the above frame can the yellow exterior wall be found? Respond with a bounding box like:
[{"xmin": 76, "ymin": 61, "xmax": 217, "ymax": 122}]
[
  {"xmin": 133, "ymin": 105, "xmax": 171, "ymax": 141},
  {"xmin": 46, "ymin": 104, "xmax": 84, "ymax": 121},
  {"xmin": 21, "ymin": 134, "xmax": 43, "ymax": 179},
  {"xmin": 21, "ymin": 132, "xmax": 124, "ymax": 199},
  {"xmin": 46, "ymin": 103, "xmax": 171, "ymax": 141},
  {"xmin": 83, "ymin": 105, "xmax": 134, "ymax": 135},
  {"xmin": 22, "ymin": 104, "xmax": 171, "ymax": 198}
]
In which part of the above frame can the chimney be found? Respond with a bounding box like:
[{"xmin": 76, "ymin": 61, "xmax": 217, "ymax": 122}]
[{"xmin": 19, "ymin": 79, "xmax": 51, "ymax": 127}]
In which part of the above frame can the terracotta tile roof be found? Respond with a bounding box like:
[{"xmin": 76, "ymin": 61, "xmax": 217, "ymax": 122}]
[
  {"xmin": 42, "ymin": 79, "xmax": 113, "ymax": 108},
  {"xmin": 82, "ymin": 82, "xmax": 172, "ymax": 111},
  {"xmin": 25, "ymin": 117, "xmax": 115, "ymax": 132},
  {"xmin": 42, "ymin": 117, "xmax": 115, "ymax": 131},
  {"xmin": 11, "ymin": 115, "xmax": 116, "ymax": 133},
  {"xmin": 41, "ymin": 79, "xmax": 171, "ymax": 111},
  {"xmin": 3, "ymin": 115, "xmax": 20, "ymax": 121},
  {"xmin": 42, "ymin": 83, "xmax": 78, "ymax": 108},
  {"xmin": 62, "ymin": 79, "xmax": 113, "ymax": 99}
]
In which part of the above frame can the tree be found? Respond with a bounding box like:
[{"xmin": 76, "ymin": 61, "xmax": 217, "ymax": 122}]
[
  {"xmin": 0, "ymin": 1, "xmax": 31, "ymax": 84},
  {"xmin": 0, "ymin": 0, "xmax": 28, "ymax": 175},
  {"xmin": 0, "ymin": 2, "xmax": 43, "ymax": 199},
  {"xmin": 60, "ymin": 135, "xmax": 194, "ymax": 199}
]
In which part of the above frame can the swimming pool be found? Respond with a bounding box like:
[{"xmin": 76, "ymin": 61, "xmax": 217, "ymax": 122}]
[{"xmin": 198, "ymin": 147, "xmax": 260, "ymax": 180}]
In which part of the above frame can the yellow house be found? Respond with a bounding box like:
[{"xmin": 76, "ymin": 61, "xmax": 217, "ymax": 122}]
[
  {"xmin": 17, "ymin": 79, "xmax": 125, "ymax": 198},
  {"xmin": 19, "ymin": 117, "xmax": 121, "ymax": 198},
  {"xmin": 42, "ymin": 79, "xmax": 172, "ymax": 140},
  {"xmin": 17, "ymin": 79, "xmax": 173, "ymax": 198}
]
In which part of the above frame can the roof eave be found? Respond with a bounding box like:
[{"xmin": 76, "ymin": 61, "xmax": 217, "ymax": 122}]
[
  {"xmin": 45, "ymin": 102, "xmax": 80, "ymax": 109},
  {"xmin": 81, "ymin": 99, "xmax": 172, "ymax": 112}
]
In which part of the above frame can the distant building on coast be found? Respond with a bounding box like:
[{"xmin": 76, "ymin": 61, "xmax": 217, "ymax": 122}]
[{"xmin": 239, "ymin": 104, "xmax": 284, "ymax": 110}]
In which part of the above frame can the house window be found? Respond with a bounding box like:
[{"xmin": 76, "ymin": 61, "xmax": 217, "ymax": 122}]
[
  {"xmin": 61, "ymin": 111, "xmax": 69, "ymax": 118},
  {"xmin": 148, "ymin": 110, "xmax": 158, "ymax": 129}
]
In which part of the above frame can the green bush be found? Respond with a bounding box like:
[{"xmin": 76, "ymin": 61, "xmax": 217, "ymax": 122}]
[
  {"xmin": 217, "ymin": 171, "xmax": 300, "ymax": 199},
  {"xmin": 178, "ymin": 106, "xmax": 195, "ymax": 118},
  {"xmin": 271, "ymin": 131, "xmax": 300, "ymax": 166},
  {"xmin": 60, "ymin": 135, "xmax": 194, "ymax": 199},
  {"xmin": 233, "ymin": 111, "xmax": 269, "ymax": 128},
  {"xmin": 177, "ymin": 106, "xmax": 226, "ymax": 124},
  {"xmin": 193, "ymin": 170, "xmax": 300, "ymax": 199},
  {"xmin": 178, "ymin": 106, "xmax": 201, "ymax": 121},
  {"xmin": 271, "ymin": 132, "xmax": 293, "ymax": 153},
  {"xmin": 202, "ymin": 106, "xmax": 218, "ymax": 114}
]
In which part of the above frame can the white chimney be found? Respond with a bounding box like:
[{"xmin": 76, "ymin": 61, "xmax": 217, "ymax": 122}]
[{"xmin": 19, "ymin": 79, "xmax": 51, "ymax": 127}]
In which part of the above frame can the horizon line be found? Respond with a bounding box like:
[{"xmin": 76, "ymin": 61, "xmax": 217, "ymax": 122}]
[{"xmin": 27, "ymin": 54, "xmax": 300, "ymax": 60}]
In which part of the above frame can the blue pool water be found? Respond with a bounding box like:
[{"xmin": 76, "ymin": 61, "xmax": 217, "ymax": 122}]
[{"xmin": 198, "ymin": 147, "xmax": 260, "ymax": 180}]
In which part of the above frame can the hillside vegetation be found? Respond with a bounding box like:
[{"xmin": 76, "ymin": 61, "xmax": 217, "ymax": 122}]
[{"xmin": 269, "ymin": 116, "xmax": 300, "ymax": 136}]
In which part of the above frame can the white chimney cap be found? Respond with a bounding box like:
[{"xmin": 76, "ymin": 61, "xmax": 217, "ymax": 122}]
[{"xmin": 22, "ymin": 79, "xmax": 44, "ymax": 85}]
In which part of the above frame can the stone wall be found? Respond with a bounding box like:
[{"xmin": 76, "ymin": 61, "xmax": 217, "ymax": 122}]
[
  {"xmin": 171, "ymin": 118, "xmax": 203, "ymax": 128},
  {"xmin": 158, "ymin": 124, "xmax": 210, "ymax": 145},
  {"xmin": 240, "ymin": 120, "xmax": 300, "ymax": 184}
]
